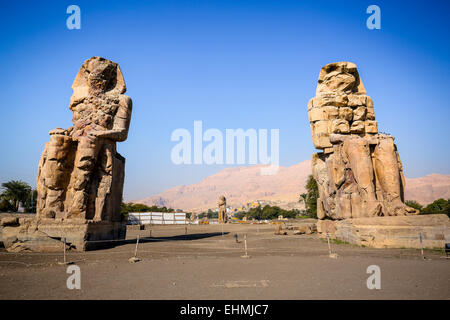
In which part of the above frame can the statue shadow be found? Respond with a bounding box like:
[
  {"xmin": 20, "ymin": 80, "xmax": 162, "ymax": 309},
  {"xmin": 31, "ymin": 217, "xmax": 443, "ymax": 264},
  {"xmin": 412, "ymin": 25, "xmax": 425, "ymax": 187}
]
[{"xmin": 85, "ymin": 232, "xmax": 229, "ymax": 251}]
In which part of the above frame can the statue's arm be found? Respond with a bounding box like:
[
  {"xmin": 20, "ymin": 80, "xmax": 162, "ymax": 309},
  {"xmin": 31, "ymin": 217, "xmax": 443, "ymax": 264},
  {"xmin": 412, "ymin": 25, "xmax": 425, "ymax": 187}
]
[{"xmin": 94, "ymin": 95, "xmax": 132, "ymax": 142}]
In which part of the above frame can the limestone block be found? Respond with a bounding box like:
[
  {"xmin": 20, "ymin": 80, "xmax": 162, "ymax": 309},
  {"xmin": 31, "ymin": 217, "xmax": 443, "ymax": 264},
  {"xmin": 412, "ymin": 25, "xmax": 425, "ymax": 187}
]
[
  {"xmin": 294, "ymin": 223, "xmax": 317, "ymax": 235},
  {"xmin": 312, "ymin": 120, "xmax": 329, "ymax": 135},
  {"xmin": 353, "ymin": 106, "xmax": 366, "ymax": 121},
  {"xmin": 347, "ymin": 94, "xmax": 367, "ymax": 107},
  {"xmin": 312, "ymin": 94, "xmax": 348, "ymax": 108},
  {"xmin": 324, "ymin": 106, "xmax": 339, "ymax": 120},
  {"xmin": 330, "ymin": 119, "xmax": 349, "ymax": 134},
  {"xmin": 350, "ymin": 120, "xmax": 365, "ymax": 133},
  {"xmin": 366, "ymin": 96, "xmax": 373, "ymax": 108},
  {"xmin": 312, "ymin": 134, "xmax": 332, "ymax": 149},
  {"xmin": 309, "ymin": 107, "xmax": 327, "ymax": 122},
  {"xmin": 365, "ymin": 120, "xmax": 378, "ymax": 133},
  {"xmin": 1, "ymin": 217, "xmax": 19, "ymax": 227},
  {"xmin": 338, "ymin": 107, "xmax": 353, "ymax": 121},
  {"xmin": 366, "ymin": 106, "xmax": 375, "ymax": 120},
  {"xmin": 316, "ymin": 219, "xmax": 336, "ymax": 234}
]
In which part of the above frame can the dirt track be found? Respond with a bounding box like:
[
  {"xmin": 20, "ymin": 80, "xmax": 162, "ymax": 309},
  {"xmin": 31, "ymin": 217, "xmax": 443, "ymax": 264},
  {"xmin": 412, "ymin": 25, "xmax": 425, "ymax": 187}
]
[{"xmin": 0, "ymin": 223, "xmax": 449, "ymax": 299}]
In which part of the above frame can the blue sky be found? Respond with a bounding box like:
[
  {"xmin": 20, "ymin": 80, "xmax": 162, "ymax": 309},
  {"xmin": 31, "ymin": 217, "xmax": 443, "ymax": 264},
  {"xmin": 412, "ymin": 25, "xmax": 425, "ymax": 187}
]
[{"xmin": 0, "ymin": 0, "xmax": 449, "ymax": 200}]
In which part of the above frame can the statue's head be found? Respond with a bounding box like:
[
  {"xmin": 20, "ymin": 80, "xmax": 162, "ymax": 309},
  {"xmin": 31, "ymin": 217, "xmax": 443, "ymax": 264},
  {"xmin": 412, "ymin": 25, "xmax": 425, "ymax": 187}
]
[
  {"xmin": 87, "ymin": 59, "xmax": 118, "ymax": 92},
  {"xmin": 316, "ymin": 62, "xmax": 366, "ymax": 95},
  {"xmin": 70, "ymin": 57, "xmax": 126, "ymax": 105}
]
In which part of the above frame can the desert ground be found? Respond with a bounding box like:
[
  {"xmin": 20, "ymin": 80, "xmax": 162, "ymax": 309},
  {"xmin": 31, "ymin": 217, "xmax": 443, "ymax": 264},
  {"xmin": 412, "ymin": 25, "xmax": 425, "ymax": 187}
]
[{"xmin": 0, "ymin": 222, "xmax": 449, "ymax": 300}]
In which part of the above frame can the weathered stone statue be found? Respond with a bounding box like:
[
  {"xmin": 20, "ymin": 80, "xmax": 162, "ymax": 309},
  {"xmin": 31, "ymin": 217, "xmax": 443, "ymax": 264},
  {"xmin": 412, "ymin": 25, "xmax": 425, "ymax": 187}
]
[
  {"xmin": 308, "ymin": 62, "xmax": 416, "ymax": 220},
  {"xmin": 218, "ymin": 196, "xmax": 227, "ymax": 223},
  {"xmin": 306, "ymin": 62, "xmax": 450, "ymax": 249},
  {"xmin": 2, "ymin": 57, "xmax": 131, "ymax": 252},
  {"xmin": 37, "ymin": 56, "xmax": 132, "ymax": 221}
]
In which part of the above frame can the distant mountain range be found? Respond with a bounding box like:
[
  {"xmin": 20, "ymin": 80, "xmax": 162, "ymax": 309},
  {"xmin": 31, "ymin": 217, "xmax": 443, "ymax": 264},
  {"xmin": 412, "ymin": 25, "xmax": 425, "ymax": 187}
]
[
  {"xmin": 404, "ymin": 174, "xmax": 450, "ymax": 205},
  {"xmin": 136, "ymin": 160, "xmax": 450, "ymax": 213}
]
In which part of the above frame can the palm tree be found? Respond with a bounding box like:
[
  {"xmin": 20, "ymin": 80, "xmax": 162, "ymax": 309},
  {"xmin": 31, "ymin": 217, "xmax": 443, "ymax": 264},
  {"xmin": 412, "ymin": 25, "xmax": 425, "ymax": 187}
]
[
  {"xmin": 1, "ymin": 180, "xmax": 32, "ymax": 212},
  {"xmin": 299, "ymin": 193, "xmax": 307, "ymax": 207}
]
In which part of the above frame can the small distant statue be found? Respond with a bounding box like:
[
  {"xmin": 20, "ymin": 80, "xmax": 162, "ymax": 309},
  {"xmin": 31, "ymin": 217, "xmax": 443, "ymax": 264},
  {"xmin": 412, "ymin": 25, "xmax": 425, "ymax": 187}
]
[
  {"xmin": 190, "ymin": 212, "xmax": 198, "ymax": 223},
  {"xmin": 218, "ymin": 195, "xmax": 227, "ymax": 223},
  {"xmin": 36, "ymin": 56, "xmax": 132, "ymax": 222}
]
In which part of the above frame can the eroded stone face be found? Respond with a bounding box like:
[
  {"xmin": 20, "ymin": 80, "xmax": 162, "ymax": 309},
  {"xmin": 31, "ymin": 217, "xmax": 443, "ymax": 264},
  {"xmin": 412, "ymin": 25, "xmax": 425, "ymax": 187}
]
[
  {"xmin": 37, "ymin": 56, "xmax": 132, "ymax": 222},
  {"xmin": 308, "ymin": 62, "xmax": 417, "ymax": 219}
]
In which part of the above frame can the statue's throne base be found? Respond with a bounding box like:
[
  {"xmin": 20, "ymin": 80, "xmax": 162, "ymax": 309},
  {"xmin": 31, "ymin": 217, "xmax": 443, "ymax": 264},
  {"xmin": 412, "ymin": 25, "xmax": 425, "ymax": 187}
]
[
  {"xmin": 317, "ymin": 214, "xmax": 450, "ymax": 249},
  {"xmin": 2, "ymin": 218, "xmax": 127, "ymax": 252}
]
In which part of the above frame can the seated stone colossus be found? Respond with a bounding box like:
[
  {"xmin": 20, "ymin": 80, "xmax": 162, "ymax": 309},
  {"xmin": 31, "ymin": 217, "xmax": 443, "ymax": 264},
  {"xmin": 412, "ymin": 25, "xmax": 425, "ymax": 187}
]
[
  {"xmin": 1, "ymin": 56, "xmax": 132, "ymax": 252},
  {"xmin": 307, "ymin": 62, "xmax": 417, "ymax": 220},
  {"xmin": 37, "ymin": 56, "xmax": 132, "ymax": 223}
]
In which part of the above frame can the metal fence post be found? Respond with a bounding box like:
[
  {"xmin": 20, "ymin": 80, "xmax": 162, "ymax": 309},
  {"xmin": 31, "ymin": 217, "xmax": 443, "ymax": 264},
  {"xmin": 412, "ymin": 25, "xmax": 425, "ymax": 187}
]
[
  {"xmin": 63, "ymin": 237, "xmax": 66, "ymax": 264},
  {"xmin": 419, "ymin": 233, "xmax": 425, "ymax": 259},
  {"xmin": 241, "ymin": 234, "xmax": 250, "ymax": 258}
]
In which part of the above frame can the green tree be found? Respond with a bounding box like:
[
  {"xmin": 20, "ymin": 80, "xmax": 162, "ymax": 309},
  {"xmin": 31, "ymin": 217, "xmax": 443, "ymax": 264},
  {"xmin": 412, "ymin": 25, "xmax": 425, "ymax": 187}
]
[
  {"xmin": 299, "ymin": 193, "xmax": 307, "ymax": 205},
  {"xmin": 247, "ymin": 206, "xmax": 262, "ymax": 220},
  {"xmin": 198, "ymin": 212, "xmax": 206, "ymax": 219},
  {"xmin": 22, "ymin": 189, "xmax": 37, "ymax": 213},
  {"xmin": 420, "ymin": 198, "xmax": 450, "ymax": 217},
  {"xmin": 304, "ymin": 175, "xmax": 318, "ymax": 218},
  {"xmin": 236, "ymin": 211, "xmax": 246, "ymax": 220},
  {"xmin": 207, "ymin": 210, "xmax": 218, "ymax": 219},
  {"xmin": 120, "ymin": 202, "xmax": 176, "ymax": 214},
  {"xmin": 245, "ymin": 205, "xmax": 298, "ymax": 221},
  {"xmin": 405, "ymin": 200, "xmax": 423, "ymax": 212},
  {"xmin": 0, "ymin": 198, "xmax": 14, "ymax": 212},
  {"xmin": 1, "ymin": 180, "xmax": 32, "ymax": 212}
]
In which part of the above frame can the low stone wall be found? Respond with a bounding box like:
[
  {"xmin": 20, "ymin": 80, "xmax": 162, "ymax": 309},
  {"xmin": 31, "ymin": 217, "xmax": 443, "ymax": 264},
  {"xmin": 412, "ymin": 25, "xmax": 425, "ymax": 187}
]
[{"xmin": 318, "ymin": 214, "xmax": 450, "ymax": 249}]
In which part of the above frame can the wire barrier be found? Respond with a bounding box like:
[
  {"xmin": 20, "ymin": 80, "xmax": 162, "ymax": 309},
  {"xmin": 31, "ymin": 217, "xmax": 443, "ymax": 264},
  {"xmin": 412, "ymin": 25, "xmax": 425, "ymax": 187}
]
[{"xmin": 0, "ymin": 223, "xmax": 448, "ymax": 267}]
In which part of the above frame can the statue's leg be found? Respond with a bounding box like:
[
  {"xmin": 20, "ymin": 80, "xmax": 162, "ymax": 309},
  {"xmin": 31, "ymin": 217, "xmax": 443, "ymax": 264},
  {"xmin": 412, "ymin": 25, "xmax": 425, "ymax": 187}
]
[
  {"xmin": 93, "ymin": 142, "xmax": 115, "ymax": 221},
  {"xmin": 373, "ymin": 137, "xmax": 407, "ymax": 215},
  {"xmin": 66, "ymin": 135, "xmax": 100, "ymax": 219},
  {"xmin": 342, "ymin": 138, "xmax": 380, "ymax": 217},
  {"xmin": 312, "ymin": 152, "xmax": 336, "ymax": 219},
  {"xmin": 36, "ymin": 142, "xmax": 49, "ymax": 218},
  {"xmin": 37, "ymin": 134, "xmax": 75, "ymax": 218}
]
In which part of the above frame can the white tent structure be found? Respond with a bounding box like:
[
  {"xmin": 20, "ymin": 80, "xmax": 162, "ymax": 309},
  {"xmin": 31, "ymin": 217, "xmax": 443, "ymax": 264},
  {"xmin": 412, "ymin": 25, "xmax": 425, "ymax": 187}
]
[{"xmin": 128, "ymin": 212, "xmax": 187, "ymax": 225}]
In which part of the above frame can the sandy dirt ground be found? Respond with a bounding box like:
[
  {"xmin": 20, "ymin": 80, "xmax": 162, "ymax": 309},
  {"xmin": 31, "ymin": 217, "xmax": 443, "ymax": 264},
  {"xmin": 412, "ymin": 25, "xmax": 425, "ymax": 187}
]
[{"xmin": 0, "ymin": 223, "xmax": 449, "ymax": 300}]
